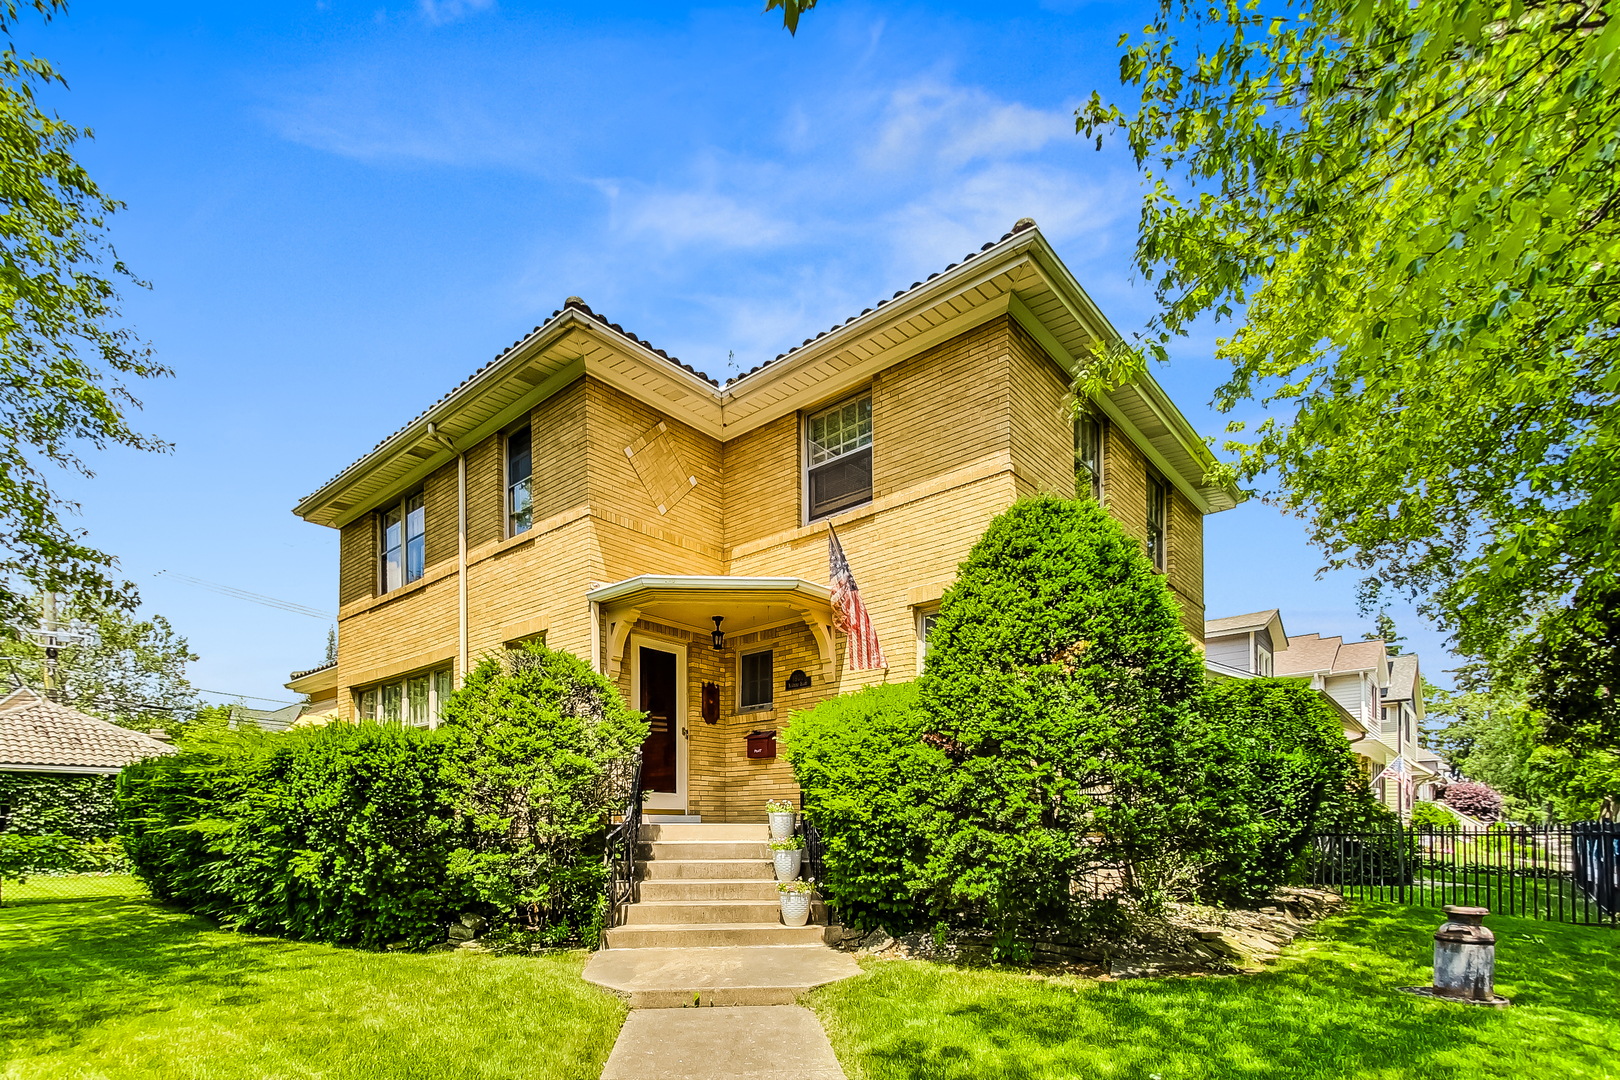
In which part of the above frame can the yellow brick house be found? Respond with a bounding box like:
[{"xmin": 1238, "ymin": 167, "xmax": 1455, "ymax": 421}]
[{"xmin": 292, "ymin": 219, "xmax": 1241, "ymax": 823}]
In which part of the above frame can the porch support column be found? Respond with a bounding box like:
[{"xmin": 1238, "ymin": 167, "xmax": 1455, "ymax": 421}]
[{"xmin": 605, "ymin": 606, "xmax": 643, "ymax": 679}]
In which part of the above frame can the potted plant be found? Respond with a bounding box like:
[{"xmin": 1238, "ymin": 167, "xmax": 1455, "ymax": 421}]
[
  {"xmin": 777, "ymin": 878, "xmax": 815, "ymax": 927},
  {"xmin": 769, "ymin": 835, "xmax": 803, "ymax": 882},
  {"xmin": 765, "ymin": 799, "xmax": 796, "ymax": 840}
]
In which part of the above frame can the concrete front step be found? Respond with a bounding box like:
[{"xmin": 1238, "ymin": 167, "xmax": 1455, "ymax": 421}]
[
  {"xmin": 624, "ymin": 899, "xmax": 785, "ymax": 925},
  {"xmin": 637, "ymin": 840, "xmax": 771, "ymax": 861},
  {"xmin": 641, "ymin": 823, "xmax": 767, "ymax": 842},
  {"xmin": 584, "ymin": 946, "xmax": 862, "ymax": 1010},
  {"xmin": 638, "ymin": 879, "xmax": 782, "ymax": 902},
  {"xmin": 604, "ymin": 923, "xmax": 833, "ymax": 949},
  {"xmin": 638, "ymin": 859, "xmax": 776, "ymax": 881}
]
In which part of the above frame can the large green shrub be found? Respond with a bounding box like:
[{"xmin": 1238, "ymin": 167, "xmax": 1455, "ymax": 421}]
[
  {"xmin": 780, "ymin": 682, "xmax": 946, "ymax": 931},
  {"xmin": 1199, "ymin": 678, "xmax": 1373, "ymax": 901},
  {"xmin": 916, "ymin": 495, "xmax": 1216, "ymax": 931},
  {"xmin": 437, "ymin": 646, "xmax": 647, "ymax": 936},
  {"xmin": 119, "ymin": 643, "xmax": 646, "ymax": 947}
]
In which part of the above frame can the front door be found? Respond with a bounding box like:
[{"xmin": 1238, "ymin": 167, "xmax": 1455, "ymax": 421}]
[{"xmin": 632, "ymin": 637, "xmax": 686, "ymax": 811}]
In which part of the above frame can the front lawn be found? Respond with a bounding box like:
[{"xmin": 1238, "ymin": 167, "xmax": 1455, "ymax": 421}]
[
  {"xmin": 808, "ymin": 904, "xmax": 1618, "ymax": 1080},
  {"xmin": 0, "ymin": 885, "xmax": 627, "ymax": 1080}
]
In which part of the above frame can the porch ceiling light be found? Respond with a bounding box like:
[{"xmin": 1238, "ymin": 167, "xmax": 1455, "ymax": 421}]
[{"xmin": 712, "ymin": 616, "xmax": 725, "ymax": 650}]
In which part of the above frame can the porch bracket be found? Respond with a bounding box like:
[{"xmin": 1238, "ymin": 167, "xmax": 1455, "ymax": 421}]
[
  {"xmin": 796, "ymin": 608, "xmax": 838, "ymax": 685},
  {"xmin": 605, "ymin": 606, "xmax": 643, "ymax": 679}
]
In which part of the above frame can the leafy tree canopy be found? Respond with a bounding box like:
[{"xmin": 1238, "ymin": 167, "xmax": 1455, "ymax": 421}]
[
  {"xmin": 1075, "ymin": 0, "xmax": 1620, "ymax": 670},
  {"xmin": 0, "ymin": 1, "xmax": 168, "ymax": 631},
  {"xmin": 0, "ymin": 593, "xmax": 200, "ymax": 732}
]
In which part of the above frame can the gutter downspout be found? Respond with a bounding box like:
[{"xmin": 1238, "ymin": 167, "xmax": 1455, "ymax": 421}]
[{"xmin": 458, "ymin": 450, "xmax": 468, "ymax": 692}]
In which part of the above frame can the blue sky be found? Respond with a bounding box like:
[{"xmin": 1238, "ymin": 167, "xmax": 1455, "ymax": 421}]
[{"xmin": 18, "ymin": 0, "xmax": 1457, "ymax": 706}]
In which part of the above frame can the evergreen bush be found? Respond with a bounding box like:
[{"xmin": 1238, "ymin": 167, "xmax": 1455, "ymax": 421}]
[
  {"xmin": 780, "ymin": 681, "xmax": 945, "ymax": 930},
  {"xmin": 915, "ymin": 495, "xmax": 1215, "ymax": 932},
  {"xmin": 1199, "ymin": 678, "xmax": 1374, "ymax": 901},
  {"xmin": 0, "ymin": 771, "xmax": 121, "ymax": 838}
]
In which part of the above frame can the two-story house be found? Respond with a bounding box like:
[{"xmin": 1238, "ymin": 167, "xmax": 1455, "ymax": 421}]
[{"xmin": 292, "ymin": 219, "xmax": 1241, "ymax": 823}]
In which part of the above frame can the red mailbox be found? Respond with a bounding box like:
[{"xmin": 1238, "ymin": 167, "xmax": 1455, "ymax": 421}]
[{"xmin": 746, "ymin": 729, "xmax": 778, "ymax": 759}]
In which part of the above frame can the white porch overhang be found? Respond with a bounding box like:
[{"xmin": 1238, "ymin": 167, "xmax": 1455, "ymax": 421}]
[{"xmin": 588, "ymin": 575, "xmax": 838, "ymax": 682}]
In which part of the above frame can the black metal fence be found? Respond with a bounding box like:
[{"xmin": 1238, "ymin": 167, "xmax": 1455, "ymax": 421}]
[
  {"xmin": 1308, "ymin": 822, "xmax": 1618, "ymax": 927},
  {"xmin": 601, "ymin": 750, "xmax": 644, "ymax": 937}
]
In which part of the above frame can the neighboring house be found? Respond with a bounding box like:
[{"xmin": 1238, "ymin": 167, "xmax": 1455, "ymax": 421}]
[
  {"xmin": 1415, "ymin": 746, "xmax": 1455, "ymax": 802},
  {"xmin": 1203, "ymin": 609, "xmax": 1371, "ymax": 747},
  {"xmin": 1274, "ymin": 633, "xmax": 1436, "ymax": 818},
  {"xmin": 292, "ymin": 219, "xmax": 1242, "ymax": 823},
  {"xmin": 0, "ymin": 687, "xmax": 174, "ymax": 777},
  {"xmin": 228, "ymin": 703, "xmax": 303, "ymax": 732},
  {"xmin": 284, "ymin": 659, "xmax": 341, "ymax": 727}
]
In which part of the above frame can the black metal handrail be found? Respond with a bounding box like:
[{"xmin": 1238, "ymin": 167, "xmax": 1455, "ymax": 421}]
[
  {"xmin": 798, "ymin": 792, "xmax": 837, "ymax": 926},
  {"xmin": 602, "ymin": 751, "xmax": 644, "ymax": 942}
]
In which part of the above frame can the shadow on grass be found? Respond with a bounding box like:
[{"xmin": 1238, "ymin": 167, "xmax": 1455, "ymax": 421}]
[{"xmin": 816, "ymin": 905, "xmax": 1619, "ymax": 1080}]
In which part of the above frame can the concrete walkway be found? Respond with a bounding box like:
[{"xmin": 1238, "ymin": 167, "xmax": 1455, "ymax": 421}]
[{"xmin": 600, "ymin": 1005, "xmax": 845, "ymax": 1080}]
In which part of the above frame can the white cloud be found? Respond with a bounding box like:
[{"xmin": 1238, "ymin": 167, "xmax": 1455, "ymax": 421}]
[
  {"xmin": 418, "ymin": 0, "xmax": 494, "ymax": 26},
  {"xmin": 606, "ymin": 186, "xmax": 796, "ymax": 251},
  {"xmin": 865, "ymin": 79, "xmax": 1071, "ymax": 171}
]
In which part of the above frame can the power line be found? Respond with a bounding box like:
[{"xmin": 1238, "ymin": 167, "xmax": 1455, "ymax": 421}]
[
  {"xmin": 155, "ymin": 571, "xmax": 334, "ymax": 621},
  {"xmin": 196, "ymin": 689, "xmax": 299, "ymax": 705}
]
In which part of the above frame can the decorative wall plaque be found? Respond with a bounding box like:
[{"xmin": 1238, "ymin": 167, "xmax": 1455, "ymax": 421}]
[
  {"xmin": 624, "ymin": 421, "xmax": 697, "ymax": 516},
  {"xmin": 784, "ymin": 669, "xmax": 811, "ymax": 690}
]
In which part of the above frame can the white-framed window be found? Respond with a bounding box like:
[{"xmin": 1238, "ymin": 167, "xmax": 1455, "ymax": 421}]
[
  {"xmin": 1074, "ymin": 413, "xmax": 1103, "ymax": 501},
  {"xmin": 356, "ymin": 667, "xmax": 454, "ymax": 727},
  {"xmin": 739, "ymin": 648, "xmax": 773, "ymax": 711},
  {"xmin": 1255, "ymin": 640, "xmax": 1273, "ymax": 677},
  {"xmin": 1145, "ymin": 473, "xmax": 1167, "ymax": 572},
  {"xmin": 805, "ymin": 393, "xmax": 873, "ymax": 521},
  {"xmin": 381, "ymin": 491, "xmax": 426, "ymax": 592},
  {"xmin": 507, "ymin": 425, "xmax": 533, "ymax": 537},
  {"xmin": 916, "ymin": 607, "xmax": 941, "ymax": 672}
]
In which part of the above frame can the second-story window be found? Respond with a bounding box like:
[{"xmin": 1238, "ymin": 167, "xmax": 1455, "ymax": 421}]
[
  {"xmin": 806, "ymin": 393, "xmax": 873, "ymax": 520},
  {"xmin": 508, "ymin": 425, "xmax": 533, "ymax": 536},
  {"xmin": 382, "ymin": 492, "xmax": 426, "ymax": 592},
  {"xmin": 1145, "ymin": 474, "xmax": 1167, "ymax": 572},
  {"xmin": 1074, "ymin": 413, "xmax": 1102, "ymax": 500}
]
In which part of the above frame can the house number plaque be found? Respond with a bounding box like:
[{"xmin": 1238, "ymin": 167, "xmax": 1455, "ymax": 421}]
[{"xmin": 784, "ymin": 669, "xmax": 811, "ymax": 690}]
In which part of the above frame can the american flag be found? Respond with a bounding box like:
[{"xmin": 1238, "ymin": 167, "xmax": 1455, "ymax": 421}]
[
  {"xmin": 1374, "ymin": 756, "xmax": 1416, "ymax": 801},
  {"xmin": 828, "ymin": 524, "xmax": 887, "ymax": 672}
]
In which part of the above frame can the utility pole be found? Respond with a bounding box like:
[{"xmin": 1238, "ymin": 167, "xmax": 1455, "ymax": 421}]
[{"xmin": 21, "ymin": 592, "xmax": 94, "ymax": 702}]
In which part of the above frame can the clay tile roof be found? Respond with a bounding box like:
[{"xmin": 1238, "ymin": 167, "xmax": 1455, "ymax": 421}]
[
  {"xmin": 1204, "ymin": 609, "xmax": 1279, "ymax": 637},
  {"xmin": 0, "ymin": 689, "xmax": 175, "ymax": 771},
  {"xmin": 722, "ymin": 217, "xmax": 1039, "ymax": 387},
  {"xmin": 288, "ymin": 658, "xmax": 337, "ymax": 681}
]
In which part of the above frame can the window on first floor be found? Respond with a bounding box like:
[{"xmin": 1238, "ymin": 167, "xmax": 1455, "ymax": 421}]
[
  {"xmin": 739, "ymin": 648, "xmax": 773, "ymax": 711},
  {"xmin": 917, "ymin": 607, "xmax": 940, "ymax": 671},
  {"xmin": 507, "ymin": 425, "xmax": 533, "ymax": 536},
  {"xmin": 381, "ymin": 491, "xmax": 426, "ymax": 592},
  {"xmin": 1074, "ymin": 412, "xmax": 1103, "ymax": 501},
  {"xmin": 805, "ymin": 393, "xmax": 873, "ymax": 521},
  {"xmin": 1145, "ymin": 473, "xmax": 1167, "ymax": 572},
  {"xmin": 357, "ymin": 667, "xmax": 453, "ymax": 727}
]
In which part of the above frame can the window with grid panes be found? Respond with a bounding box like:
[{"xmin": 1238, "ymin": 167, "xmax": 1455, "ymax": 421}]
[
  {"xmin": 1074, "ymin": 413, "xmax": 1102, "ymax": 500},
  {"xmin": 381, "ymin": 492, "xmax": 426, "ymax": 592},
  {"xmin": 805, "ymin": 394, "xmax": 872, "ymax": 520},
  {"xmin": 357, "ymin": 667, "xmax": 454, "ymax": 727},
  {"xmin": 507, "ymin": 426, "xmax": 533, "ymax": 536},
  {"xmin": 740, "ymin": 649, "xmax": 773, "ymax": 710},
  {"xmin": 1145, "ymin": 474, "xmax": 1167, "ymax": 572}
]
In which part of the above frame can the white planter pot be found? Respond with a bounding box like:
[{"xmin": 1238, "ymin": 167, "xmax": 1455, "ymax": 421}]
[
  {"xmin": 768, "ymin": 811, "xmax": 797, "ymax": 840},
  {"xmin": 780, "ymin": 891, "xmax": 812, "ymax": 927},
  {"xmin": 774, "ymin": 849, "xmax": 802, "ymax": 882}
]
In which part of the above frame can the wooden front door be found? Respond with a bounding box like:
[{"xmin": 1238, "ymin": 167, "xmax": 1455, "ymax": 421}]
[
  {"xmin": 639, "ymin": 645, "xmax": 677, "ymax": 794},
  {"xmin": 633, "ymin": 638, "xmax": 686, "ymax": 810}
]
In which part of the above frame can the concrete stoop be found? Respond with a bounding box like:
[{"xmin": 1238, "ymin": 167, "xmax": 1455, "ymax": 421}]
[{"xmin": 589, "ymin": 822, "xmax": 859, "ymax": 1009}]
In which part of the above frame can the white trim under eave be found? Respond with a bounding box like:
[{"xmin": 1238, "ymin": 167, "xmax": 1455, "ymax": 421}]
[{"xmin": 1, "ymin": 763, "xmax": 125, "ymax": 774}]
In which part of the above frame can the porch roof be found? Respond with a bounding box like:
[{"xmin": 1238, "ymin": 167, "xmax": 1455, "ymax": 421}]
[{"xmin": 588, "ymin": 575, "xmax": 839, "ymax": 680}]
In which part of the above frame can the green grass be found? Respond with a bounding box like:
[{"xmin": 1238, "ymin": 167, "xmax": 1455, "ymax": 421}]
[
  {"xmin": 807, "ymin": 904, "xmax": 1619, "ymax": 1080},
  {"xmin": 0, "ymin": 881, "xmax": 627, "ymax": 1080},
  {"xmin": 1, "ymin": 873, "xmax": 148, "ymax": 905}
]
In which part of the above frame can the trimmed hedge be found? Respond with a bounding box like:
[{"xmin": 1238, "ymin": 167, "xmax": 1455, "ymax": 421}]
[
  {"xmin": 118, "ymin": 643, "xmax": 645, "ymax": 947},
  {"xmin": 0, "ymin": 771, "xmax": 121, "ymax": 838}
]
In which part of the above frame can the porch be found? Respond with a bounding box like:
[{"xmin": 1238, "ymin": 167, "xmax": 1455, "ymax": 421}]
[{"xmin": 589, "ymin": 575, "xmax": 840, "ymax": 824}]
